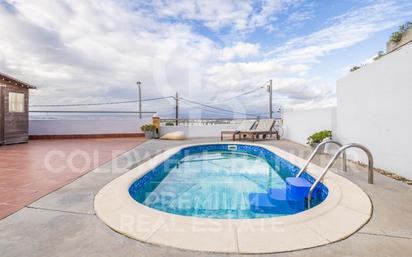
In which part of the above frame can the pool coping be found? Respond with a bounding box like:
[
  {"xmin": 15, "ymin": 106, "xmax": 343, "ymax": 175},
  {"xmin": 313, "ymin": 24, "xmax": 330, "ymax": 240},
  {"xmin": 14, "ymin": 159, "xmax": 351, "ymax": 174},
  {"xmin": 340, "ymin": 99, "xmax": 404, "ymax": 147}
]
[{"xmin": 94, "ymin": 142, "xmax": 372, "ymax": 254}]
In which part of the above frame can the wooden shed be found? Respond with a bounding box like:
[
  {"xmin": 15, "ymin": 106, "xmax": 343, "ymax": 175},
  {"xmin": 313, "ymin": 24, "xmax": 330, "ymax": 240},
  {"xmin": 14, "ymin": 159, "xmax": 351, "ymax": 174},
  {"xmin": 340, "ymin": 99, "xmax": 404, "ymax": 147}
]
[{"xmin": 0, "ymin": 72, "xmax": 36, "ymax": 145}]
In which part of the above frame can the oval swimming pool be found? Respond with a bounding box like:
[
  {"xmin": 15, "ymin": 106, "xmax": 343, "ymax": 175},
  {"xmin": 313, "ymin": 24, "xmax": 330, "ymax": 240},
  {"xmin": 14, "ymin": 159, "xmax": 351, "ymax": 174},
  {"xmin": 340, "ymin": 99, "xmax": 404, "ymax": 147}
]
[{"xmin": 128, "ymin": 144, "xmax": 328, "ymax": 219}]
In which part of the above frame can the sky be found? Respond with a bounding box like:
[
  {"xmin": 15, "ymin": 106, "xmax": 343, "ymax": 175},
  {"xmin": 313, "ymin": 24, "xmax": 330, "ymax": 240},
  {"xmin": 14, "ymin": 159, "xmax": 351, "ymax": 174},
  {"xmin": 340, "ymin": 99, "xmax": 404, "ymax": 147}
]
[{"xmin": 0, "ymin": 0, "xmax": 411, "ymax": 118}]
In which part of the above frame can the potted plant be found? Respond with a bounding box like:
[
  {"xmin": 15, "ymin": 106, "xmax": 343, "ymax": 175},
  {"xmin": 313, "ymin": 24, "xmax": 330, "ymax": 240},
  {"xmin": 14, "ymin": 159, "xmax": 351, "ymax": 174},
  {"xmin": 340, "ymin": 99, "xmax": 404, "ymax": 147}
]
[
  {"xmin": 307, "ymin": 130, "xmax": 332, "ymax": 151},
  {"xmin": 140, "ymin": 124, "xmax": 157, "ymax": 139}
]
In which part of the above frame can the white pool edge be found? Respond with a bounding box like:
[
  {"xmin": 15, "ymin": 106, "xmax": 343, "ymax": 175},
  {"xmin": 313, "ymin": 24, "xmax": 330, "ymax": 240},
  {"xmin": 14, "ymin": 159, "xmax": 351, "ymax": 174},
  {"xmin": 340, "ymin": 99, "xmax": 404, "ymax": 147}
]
[{"xmin": 94, "ymin": 142, "xmax": 372, "ymax": 254}]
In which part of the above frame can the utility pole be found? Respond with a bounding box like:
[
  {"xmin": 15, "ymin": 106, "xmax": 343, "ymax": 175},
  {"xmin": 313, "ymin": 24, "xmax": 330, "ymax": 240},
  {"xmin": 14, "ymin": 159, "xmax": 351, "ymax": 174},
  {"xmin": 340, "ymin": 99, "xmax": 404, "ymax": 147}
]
[
  {"xmin": 137, "ymin": 81, "xmax": 142, "ymax": 119},
  {"xmin": 267, "ymin": 79, "xmax": 273, "ymax": 119},
  {"xmin": 175, "ymin": 92, "xmax": 179, "ymax": 125}
]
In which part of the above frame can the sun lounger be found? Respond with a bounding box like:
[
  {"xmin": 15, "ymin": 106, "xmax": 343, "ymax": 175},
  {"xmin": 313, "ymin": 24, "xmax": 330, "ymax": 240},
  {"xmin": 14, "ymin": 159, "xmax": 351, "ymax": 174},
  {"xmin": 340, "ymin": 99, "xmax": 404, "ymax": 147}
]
[
  {"xmin": 221, "ymin": 120, "xmax": 256, "ymax": 141},
  {"xmin": 239, "ymin": 119, "xmax": 277, "ymax": 142}
]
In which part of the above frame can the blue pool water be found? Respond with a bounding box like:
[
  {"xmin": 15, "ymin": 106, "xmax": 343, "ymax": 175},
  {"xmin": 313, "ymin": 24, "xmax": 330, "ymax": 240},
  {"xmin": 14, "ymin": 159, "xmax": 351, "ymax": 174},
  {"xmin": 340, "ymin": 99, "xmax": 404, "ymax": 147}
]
[{"xmin": 129, "ymin": 144, "xmax": 328, "ymax": 219}]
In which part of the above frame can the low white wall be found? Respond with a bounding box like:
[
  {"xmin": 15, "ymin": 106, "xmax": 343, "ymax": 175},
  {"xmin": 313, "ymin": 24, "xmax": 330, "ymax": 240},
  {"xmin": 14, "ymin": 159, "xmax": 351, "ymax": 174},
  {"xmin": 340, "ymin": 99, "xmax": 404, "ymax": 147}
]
[
  {"xmin": 283, "ymin": 108, "xmax": 336, "ymax": 146},
  {"xmin": 160, "ymin": 124, "xmax": 238, "ymax": 138},
  {"xmin": 336, "ymin": 44, "xmax": 412, "ymax": 179},
  {"xmin": 29, "ymin": 118, "xmax": 151, "ymax": 135}
]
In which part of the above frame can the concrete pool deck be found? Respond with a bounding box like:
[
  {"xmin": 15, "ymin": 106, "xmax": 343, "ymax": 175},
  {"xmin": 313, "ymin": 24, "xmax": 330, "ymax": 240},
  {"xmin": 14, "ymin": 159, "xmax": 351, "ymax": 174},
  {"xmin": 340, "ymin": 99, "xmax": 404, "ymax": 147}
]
[{"xmin": 1, "ymin": 138, "xmax": 412, "ymax": 256}]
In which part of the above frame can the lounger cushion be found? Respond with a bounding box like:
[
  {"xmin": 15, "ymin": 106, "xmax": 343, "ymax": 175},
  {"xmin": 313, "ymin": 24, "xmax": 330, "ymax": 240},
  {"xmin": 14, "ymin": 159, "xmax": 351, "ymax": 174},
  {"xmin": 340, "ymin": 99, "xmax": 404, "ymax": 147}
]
[
  {"xmin": 222, "ymin": 120, "xmax": 256, "ymax": 133},
  {"xmin": 255, "ymin": 119, "xmax": 275, "ymax": 132},
  {"xmin": 239, "ymin": 119, "xmax": 275, "ymax": 133},
  {"xmin": 238, "ymin": 120, "xmax": 256, "ymax": 131},
  {"xmin": 160, "ymin": 131, "xmax": 185, "ymax": 140}
]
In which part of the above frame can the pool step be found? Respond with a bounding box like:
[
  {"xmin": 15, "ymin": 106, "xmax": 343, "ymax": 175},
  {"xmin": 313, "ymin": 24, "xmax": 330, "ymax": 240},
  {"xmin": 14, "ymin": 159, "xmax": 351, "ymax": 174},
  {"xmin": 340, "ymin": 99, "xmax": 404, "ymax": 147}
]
[
  {"xmin": 248, "ymin": 192, "xmax": 286, "ymax": 214},
  {"xmin": 248, "ymin": 177, "xmax": 313, "ymax": 214},
  {"xmin": 285, "ymin": 177, "xmax": 312, "ymax": 200},
  {"xmin": 249, "ymin": 188, "xmax": 306, "ymax": 214}
]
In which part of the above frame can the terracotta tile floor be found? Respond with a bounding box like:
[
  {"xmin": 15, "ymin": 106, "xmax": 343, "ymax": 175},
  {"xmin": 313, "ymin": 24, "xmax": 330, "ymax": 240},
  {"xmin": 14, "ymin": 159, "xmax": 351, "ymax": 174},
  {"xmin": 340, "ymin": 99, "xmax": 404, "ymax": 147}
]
[{"xmin": 0, "ymin": 137, "xmax": 145, "ymax": 219}]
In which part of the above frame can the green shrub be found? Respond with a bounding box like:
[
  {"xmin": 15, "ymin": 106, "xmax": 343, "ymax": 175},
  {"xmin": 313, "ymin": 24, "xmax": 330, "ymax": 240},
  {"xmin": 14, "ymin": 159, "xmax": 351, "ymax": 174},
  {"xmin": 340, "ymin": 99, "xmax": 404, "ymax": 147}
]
[
  {"xmin": 140, "ymin": 124, "xmax": 157, "ymax": 132},
  {"xmin": 307, "ymin": 130, "xmax": 332, "ymax": 147},
  {"xmin": 390, "ymin": 31, "xmax": 403, "ymax": 43},
  {"xmin": 165, "ymin": 122, "xmax": 175, "ymax": 126},
  {"xmin": 390, "ymin": 21, "xmax": 412, "ymax": 43}
]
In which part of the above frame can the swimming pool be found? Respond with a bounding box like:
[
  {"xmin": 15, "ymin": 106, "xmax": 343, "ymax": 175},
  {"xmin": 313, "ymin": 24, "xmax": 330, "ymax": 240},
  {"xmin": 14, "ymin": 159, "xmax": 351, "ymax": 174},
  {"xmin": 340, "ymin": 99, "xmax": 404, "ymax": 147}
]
[
  {"xmin": 95, "ymin": 142, "xmax": 372, "ymax": 253},
  {"xmin": 128, "ymin": 144, "xmax": 328, "ymax": 219}
]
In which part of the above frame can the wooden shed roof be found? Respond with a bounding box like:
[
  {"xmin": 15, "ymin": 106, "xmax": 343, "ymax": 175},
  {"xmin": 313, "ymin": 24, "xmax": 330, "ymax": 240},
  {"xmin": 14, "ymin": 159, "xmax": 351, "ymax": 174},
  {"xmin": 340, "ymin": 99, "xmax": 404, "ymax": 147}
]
[{"xmin": 0, "ymin": 72, "xmax": 37, "ymax": 89}]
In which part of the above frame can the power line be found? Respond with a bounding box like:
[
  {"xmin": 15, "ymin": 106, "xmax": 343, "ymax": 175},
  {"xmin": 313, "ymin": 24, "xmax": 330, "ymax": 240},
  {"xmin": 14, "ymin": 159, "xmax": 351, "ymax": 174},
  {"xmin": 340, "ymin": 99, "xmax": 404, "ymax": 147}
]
[
  {"xmin": 30, "ymin": 96, "xmax": 174, "ymax": 108},
  {"xmin": 179, "ymin": 97, "xmax": 262, "ymax": 117},
  {"xmin": 180, "ymin": 101, "xmax": 236, "ymax": 116},
  {"xmin": 180, "ymin": 97, "xmax": 248, "ymax": 115},
  {"xmin": 181, "ymin": 100, "xmax": 267, "ymax": 117},
  {"xmin": 220, "ymin": 86, "xmax": 265, "ymax": 101},
  {"xmin": 224, "ymin": 80, "xmax": 271, "ymax": 101}
]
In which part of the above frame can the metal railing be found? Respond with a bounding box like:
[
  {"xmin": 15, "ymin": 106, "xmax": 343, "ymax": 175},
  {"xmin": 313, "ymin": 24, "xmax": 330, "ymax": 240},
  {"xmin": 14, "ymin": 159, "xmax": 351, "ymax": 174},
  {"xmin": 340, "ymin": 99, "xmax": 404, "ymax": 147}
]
[
  {"xmin": 296, "ymin": 140, "xmax": 347, "ymax": 178},
  {"xmin": 307, "ymin": 143, "xmax": 374, "ymax": 208}
]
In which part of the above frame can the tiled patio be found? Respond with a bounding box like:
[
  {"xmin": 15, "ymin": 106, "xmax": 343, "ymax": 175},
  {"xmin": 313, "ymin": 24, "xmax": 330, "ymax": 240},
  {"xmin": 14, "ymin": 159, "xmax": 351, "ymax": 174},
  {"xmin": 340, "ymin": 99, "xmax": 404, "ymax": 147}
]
[
  {"xmin": 0, "ymin": 138, "xmax": 411, "ymax": 257},
  {"xmin": 0, "ymin": 137, "xmax": 145, "ymax": 219}
]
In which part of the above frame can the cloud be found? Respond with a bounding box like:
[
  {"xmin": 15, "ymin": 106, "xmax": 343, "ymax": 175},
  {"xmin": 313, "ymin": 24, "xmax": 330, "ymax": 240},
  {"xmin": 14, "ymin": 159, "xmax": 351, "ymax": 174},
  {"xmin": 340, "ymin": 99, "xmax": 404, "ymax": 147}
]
[
  {"xmin": 149, "ymin": 0, "xmax": 253, "ymax": 31},
  {"xmin": 135, "ymin": 0, "xmax": 306, "ymax": 32},
  {"xmin": 275, "ymin": 77, "xmax": 333, "ymax": 100},
  {"xmin": 270, "ymin": 0, "xmax": 412, "ymax": 64},
  {"xmin": 0, "ymin": 0, "xmax": 217, "ymax": 108},
  {"xmin": 0, "ymin": 0, "xmax": 411, "ymax": 118},
  {"xmin": 202, "ymin": 60, "xmax": 311, "ymax": 108},
  {"xmin": 284, "ymin": 4, "xmax": 314, "ymax": 28},
  {"xmin": 220, "ymin": 42, "xmax": 261, "ymax": 61}
]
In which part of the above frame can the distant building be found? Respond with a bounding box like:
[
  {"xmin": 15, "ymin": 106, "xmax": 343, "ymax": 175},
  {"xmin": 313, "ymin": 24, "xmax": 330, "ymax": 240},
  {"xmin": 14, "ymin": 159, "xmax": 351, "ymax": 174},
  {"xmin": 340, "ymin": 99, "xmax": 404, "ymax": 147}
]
[{"xmin": 0, "ymin": 72, "xmax": 36, "ymax": 145}]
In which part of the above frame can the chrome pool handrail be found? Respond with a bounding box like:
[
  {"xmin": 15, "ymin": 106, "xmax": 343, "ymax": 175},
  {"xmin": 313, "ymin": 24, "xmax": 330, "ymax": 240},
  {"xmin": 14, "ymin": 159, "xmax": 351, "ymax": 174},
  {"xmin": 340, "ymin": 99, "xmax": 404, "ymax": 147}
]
[
  {"xmin": 296, "ymin": 140, "xmax": 347, "ymax": 178},
  {"xmin": 307, "ymin": 143, "xmax": 374, "ymax": 208}
]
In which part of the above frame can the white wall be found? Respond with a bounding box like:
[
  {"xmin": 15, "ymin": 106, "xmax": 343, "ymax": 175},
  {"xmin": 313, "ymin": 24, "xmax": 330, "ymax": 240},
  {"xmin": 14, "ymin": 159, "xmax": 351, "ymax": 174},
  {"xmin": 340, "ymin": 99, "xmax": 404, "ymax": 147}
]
[
  {"xmin": 283, "ymin": 108, "xmax": 336, "ymax": 145},
  {"xmin": 160, "ymin": 124, "xmax": 238, "ymax": 138},
  {"xmin": 29, "ymin": 118, "xmax": 151, "ymax": 135},
  {"xmin": 335, "ymin": 44, "xmax": 412, "ymax": 179}
]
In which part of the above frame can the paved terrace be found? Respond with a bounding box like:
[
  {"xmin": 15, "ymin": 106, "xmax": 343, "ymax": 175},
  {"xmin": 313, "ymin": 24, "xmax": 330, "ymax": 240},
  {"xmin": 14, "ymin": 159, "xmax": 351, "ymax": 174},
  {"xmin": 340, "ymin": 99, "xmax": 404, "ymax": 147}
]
[
  {"xmin": 1, "ymin": 138, "xmax": 411, "ymax": 257},
  {"xmin": 0, "ymin": 138, "xmax": 145, "ymax": 219}
]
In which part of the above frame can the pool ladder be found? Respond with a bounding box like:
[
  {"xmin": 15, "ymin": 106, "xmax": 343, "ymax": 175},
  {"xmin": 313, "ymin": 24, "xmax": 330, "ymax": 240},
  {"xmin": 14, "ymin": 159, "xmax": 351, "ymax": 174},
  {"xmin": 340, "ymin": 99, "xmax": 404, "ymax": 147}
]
[{"xmin": 296, "ymin": 140, "xmax": 374, "ymax": 208}]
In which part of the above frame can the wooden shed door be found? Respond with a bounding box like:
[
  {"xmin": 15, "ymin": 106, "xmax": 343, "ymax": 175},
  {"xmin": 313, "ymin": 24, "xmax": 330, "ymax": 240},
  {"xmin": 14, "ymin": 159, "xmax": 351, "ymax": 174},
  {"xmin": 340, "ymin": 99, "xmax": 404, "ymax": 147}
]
[{"xmin": 0, "ymin": 86, "xmax": 4, "ymax": 145}]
